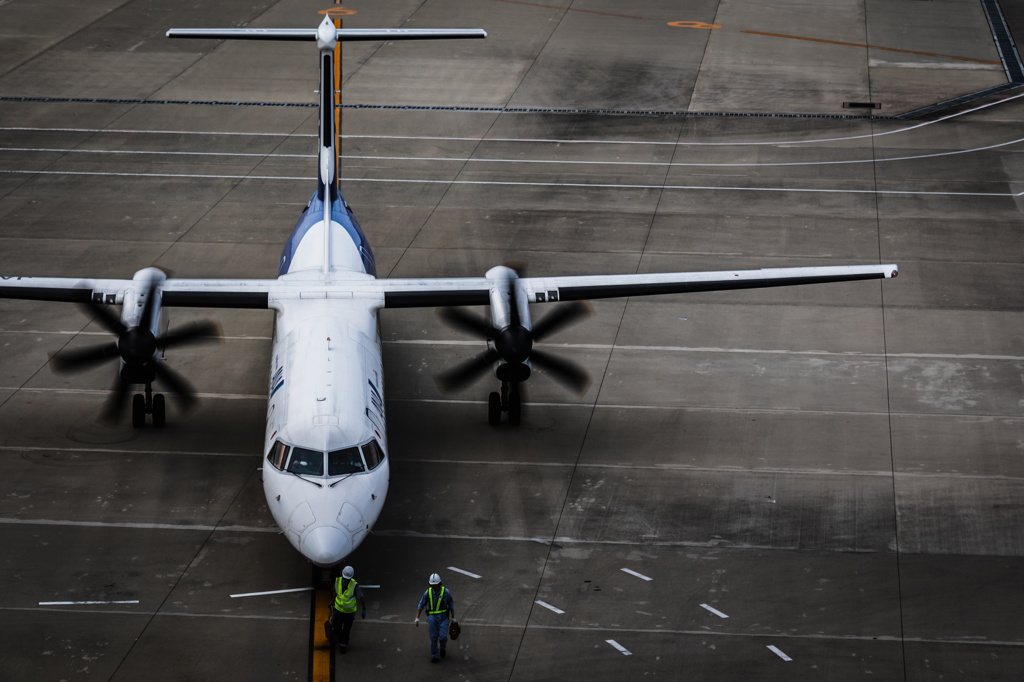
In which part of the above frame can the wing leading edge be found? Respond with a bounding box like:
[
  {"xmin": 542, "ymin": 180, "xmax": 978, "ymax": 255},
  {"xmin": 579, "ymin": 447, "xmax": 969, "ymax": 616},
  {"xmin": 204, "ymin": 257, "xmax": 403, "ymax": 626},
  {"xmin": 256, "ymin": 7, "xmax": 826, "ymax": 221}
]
[
  {"xmin": 0, "ymin": 277, "xmax": 276, "ymax": 308},
  {"xmin": 1, "ymin": 264, "xmax": 896, "ymax": 310},
  {"xmin": 378, "ymin": 264, "xmax": 898, "ymax": 308}
]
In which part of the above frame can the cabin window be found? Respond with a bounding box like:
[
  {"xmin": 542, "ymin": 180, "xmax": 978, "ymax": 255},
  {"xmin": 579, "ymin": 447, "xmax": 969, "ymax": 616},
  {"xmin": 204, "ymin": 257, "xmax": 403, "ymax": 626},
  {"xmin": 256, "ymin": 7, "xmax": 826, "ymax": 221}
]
[
  {"xmin": 287, "ymin": 447, "xmax": 324, "ymax": 476},
  {"xmin": 267, "ymin": 441, "xmax": 289, "ymax": 470},
  {"xmin": 328, "ymin": 447, "xmax": 365, "ymax": 476},
  {"xmin": 362, "ymin": 439, "xmax": 385, "ymax": 470}
]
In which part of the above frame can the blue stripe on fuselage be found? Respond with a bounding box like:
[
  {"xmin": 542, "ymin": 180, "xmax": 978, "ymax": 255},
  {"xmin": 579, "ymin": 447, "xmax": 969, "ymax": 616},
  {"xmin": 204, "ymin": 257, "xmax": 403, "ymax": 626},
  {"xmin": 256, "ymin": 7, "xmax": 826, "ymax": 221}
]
[{"xmin": 278, "ymin": 192, "xmax": 377, "ymax": 277}]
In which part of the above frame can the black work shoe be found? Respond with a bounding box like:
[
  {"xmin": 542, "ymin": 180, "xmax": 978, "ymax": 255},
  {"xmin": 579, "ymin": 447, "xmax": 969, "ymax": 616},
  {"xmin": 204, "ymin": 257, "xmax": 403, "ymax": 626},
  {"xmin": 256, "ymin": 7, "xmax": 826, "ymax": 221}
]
[
  {"xmin": 440, "ymin": 650, "xmax": 446, "ymax": 659},
  {"xmin": 431, "ymin": 657, "xmax": 439, "ymax": 664},
  {"xmin": 338, "ymin": 646, "xmax": 347, "ymax": 655}
]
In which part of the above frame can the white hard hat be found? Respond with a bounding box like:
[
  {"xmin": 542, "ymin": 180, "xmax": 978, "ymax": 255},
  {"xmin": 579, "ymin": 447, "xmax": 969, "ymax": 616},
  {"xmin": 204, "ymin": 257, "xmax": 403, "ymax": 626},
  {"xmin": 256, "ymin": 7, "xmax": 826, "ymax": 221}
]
[
  {"xmin": 429, "ymin": 573, "xmax": 441, "ymax": 585},
  {"xmin": 342, "ymin": 566, "xmax": 354, "ymax": 579}
]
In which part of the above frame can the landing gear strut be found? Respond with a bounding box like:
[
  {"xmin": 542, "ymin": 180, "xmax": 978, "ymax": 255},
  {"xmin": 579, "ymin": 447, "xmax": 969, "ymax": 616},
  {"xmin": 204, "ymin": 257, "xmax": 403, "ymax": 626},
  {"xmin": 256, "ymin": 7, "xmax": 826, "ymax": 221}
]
[
  {"xmin": 488, "ymin": 381, "xmax": 521, "ymax": 426},
  {"xmin": 132, "ymin": 382, "xmax": 166, "ymax": 428}
]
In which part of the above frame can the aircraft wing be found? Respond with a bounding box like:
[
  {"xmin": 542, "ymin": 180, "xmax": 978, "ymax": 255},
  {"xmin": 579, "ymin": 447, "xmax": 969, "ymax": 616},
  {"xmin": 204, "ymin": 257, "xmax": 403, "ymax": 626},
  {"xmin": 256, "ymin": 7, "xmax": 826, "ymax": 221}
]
[
  {"xmin": 0, "ymin": 277, "xmax": 277, "ymax": 308},
  {"xmin": 2, "ymin": 264, "xmax": 896, "ymax": 310},
  {"xmin": 378, "ymin": 264, "xmax": 897, "ymax": 307}
]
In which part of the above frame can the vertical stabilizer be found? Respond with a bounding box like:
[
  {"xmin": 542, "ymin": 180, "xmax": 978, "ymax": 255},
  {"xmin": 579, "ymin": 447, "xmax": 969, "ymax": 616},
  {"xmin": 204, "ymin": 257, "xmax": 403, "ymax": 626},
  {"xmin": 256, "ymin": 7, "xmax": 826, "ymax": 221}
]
[{"xmin": 165, "ymin": 20, "xmax": 487, "ymax": 276}]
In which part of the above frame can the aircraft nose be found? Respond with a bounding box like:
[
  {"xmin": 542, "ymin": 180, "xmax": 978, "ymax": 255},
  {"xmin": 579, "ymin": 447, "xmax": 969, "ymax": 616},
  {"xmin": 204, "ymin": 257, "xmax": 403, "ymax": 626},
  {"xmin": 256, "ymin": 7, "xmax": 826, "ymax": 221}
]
[{"xmin": 302, "ymin": 526, "xmax": 352, "ymax": 566}]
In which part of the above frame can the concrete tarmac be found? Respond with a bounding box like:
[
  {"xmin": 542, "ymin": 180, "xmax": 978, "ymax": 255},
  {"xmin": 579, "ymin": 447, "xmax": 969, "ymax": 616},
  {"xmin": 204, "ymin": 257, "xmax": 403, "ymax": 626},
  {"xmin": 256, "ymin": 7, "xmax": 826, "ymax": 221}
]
[{"xmin": 1, "ymin": 0, "xmax": 1023, "ymax": 680}]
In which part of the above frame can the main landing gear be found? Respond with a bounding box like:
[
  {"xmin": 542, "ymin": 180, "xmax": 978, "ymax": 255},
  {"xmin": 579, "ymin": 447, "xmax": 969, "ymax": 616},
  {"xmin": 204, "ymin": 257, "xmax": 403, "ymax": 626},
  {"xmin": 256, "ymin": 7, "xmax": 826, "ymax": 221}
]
[
  {"xmin": 488, "ymin": 381, "xmax": 521, "ymax": 426},
  {"xmin": 131, "ymin": 382, "xmax": 166, "ymax": 428}
]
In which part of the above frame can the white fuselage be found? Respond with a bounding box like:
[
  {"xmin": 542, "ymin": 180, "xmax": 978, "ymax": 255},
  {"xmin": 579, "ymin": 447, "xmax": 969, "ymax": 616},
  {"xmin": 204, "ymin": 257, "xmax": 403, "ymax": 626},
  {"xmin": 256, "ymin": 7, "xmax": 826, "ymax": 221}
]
[{"xmin": 260, "ymin": 202, "xmax": 389, "ymax": 567}]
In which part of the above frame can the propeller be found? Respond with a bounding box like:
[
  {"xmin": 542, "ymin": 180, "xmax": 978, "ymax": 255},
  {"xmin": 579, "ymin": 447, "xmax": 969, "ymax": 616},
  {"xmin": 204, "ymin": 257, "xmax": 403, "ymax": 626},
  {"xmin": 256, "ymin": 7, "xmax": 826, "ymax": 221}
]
[
  {"xmin": 434, "ymin": 268, "xmax": 593, "ymax": 396},
  {"xmin": 51, "ymin": 276, "xmax": 221, "ymax": 423}
]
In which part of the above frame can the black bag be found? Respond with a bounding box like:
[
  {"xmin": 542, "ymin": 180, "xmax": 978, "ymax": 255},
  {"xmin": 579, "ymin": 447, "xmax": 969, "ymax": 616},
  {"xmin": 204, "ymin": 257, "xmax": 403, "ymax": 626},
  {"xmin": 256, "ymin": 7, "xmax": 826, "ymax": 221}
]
[
  {"xmin": 449, "ymin": 620, "xmax": 461, "ymax": 641},
  {"xmin": 324, "ymin": 609, "xmax": 333, "ymax": 643}
]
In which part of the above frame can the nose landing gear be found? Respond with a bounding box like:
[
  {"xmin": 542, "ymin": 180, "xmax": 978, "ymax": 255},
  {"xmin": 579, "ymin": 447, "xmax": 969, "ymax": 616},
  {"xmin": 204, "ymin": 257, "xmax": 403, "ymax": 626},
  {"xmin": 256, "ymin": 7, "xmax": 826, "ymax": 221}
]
[
  {"xmin": 131, "ymin": 382, "xmax": 166, "ymax": 428},
  {"xmin": 488, "ymin": 381, "xmax": 521, "ymax": 426}
]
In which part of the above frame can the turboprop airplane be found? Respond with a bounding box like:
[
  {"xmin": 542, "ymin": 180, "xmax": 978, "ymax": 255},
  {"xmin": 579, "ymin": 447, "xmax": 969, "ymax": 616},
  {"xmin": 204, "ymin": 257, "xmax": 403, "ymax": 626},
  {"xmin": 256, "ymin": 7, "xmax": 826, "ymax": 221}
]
[{"xmin": 0, "ymin": 17, "xmax": 897, "ymax": 568}]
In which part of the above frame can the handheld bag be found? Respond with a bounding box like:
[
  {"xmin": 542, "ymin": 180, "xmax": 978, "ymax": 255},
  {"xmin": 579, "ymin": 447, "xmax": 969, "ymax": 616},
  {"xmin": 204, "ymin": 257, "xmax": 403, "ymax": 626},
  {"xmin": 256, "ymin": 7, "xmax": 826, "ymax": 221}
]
[{"xmin": 449, "ymin": 620, "xmax": 461, "ymax": 640}]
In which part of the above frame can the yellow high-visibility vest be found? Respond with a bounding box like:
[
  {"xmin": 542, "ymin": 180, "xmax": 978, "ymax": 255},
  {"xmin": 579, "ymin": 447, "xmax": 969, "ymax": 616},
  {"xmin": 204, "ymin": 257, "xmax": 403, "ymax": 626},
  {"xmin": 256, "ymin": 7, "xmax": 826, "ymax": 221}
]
[
  {"xmin": 427, "ymin": 587, "xmax": 447, "ymax": 615},
  {"xmin": 335, "ymin": 577, "xmax": 358, "ymax": 613}
]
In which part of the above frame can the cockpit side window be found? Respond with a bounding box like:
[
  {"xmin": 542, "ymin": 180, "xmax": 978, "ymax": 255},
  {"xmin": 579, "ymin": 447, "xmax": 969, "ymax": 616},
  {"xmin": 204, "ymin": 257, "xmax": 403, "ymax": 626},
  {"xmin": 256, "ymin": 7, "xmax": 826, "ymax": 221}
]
[
  {"xmin": 362, "ymin": 439, "xmax": 385, "ymax": 470},
  {"xmin": 268, "ymin": 441, "xmax": 289, "ymax": 470},
  {"xmin": 287, "ymin": 447, "xmax": 324, "ymax": 476},
  {"xmin": 328, "ymin": 447, "xmax": 365, "ymax": 476}
]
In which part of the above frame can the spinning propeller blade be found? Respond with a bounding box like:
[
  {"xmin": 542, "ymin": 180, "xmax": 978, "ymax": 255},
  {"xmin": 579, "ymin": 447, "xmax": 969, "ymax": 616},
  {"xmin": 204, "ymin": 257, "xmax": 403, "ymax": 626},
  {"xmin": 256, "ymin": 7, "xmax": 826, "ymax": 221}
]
[
  {"xmin": 158, "ymin": 320, "xmax": 223, "ymax": 350},
  {"xmin": 49, "ymin": 342, "xmax": 120, "ymax": 374},
  {"xmin": 530, "ymin": 301, "xmax": 594, "ymax": 342},
  {"xmin": 529, "ymin": 348, "xmax": 591, "ymax": 396},
  {"xmin": 435, "ymin": 348, "xmax": 501, "ymax": 393},
  {"xmin": 437, "ymin": 307, "xmax": 499, "ymax": 340}
]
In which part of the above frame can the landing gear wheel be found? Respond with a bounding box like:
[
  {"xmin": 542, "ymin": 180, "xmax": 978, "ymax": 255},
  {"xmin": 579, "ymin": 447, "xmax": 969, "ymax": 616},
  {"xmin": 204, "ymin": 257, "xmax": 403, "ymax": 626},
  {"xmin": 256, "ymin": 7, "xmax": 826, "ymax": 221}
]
[
  {"xmin": 152, "ymin": 394, "xmax": 166, "ymax": 428},
  {"xmin": 488, "ymin": 392, "xmax": 501, "ymax": 426},
  {"xmin": 507, "ymin": 384, "xmax": 521, "ymax": 426},
  {"xmin": 131, "ymin": 394, "xmax": 146, "ymax": 428}
]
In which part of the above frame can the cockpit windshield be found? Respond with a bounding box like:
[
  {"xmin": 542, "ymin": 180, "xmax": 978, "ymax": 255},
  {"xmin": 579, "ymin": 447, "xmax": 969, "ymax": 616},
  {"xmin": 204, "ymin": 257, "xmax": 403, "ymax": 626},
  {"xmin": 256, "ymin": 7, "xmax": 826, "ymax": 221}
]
[
  {"xmin": 328, "ymin": 447, "xmax": 365, "ymax": 476},
  {"xmin": 287, "ymin": 447, "xmax": 324, "ymax": 476},
  {"xmin": 269, "ymin": 438, "xmax": 384, "ymax": 478},
  {"xmin": 362, "ymin": 439, "xmax": 384, "ymax": 470}
]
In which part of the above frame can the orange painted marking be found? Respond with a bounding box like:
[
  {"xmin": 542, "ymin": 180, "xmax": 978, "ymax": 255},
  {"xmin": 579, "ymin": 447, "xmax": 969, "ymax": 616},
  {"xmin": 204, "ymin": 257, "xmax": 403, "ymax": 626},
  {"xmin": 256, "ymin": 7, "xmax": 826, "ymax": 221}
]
[
  {"xmin": 312, "ymin": 588, "xmax": 332, "ymax": 682},
  {"xmin": 491, "ymin": 0, "xmax": 648, "ymax": 20},
  {"xmin": 668, "ymin": 21, "xmax": 720, "ymax": 29},
  {"xmin": 742, "ymin": 30, "xmax": 1001, "ymax": 65},
  {"xmin": 318, "ymin": 7, "xmax": 357, "ymax": 16}
]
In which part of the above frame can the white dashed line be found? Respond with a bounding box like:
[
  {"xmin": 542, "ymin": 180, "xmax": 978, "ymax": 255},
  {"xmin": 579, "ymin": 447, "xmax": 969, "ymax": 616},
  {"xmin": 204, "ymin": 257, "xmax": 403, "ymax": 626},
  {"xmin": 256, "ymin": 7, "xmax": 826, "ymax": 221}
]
[
  {"xmin": 700, "ymin": 604, "xmax": 729, "ymax": 618},
  {"xmin": 39, "ymin": 600, "xmax": 139, "ymax": 605},
  {"xmin": 606, "ymin": 639, "xmax": 632, "ymax": 655},
  {"xmin": 767, "ymin": 645, "xmax": 792, "ymax": 661},
  {"xmin": 447, "ymin": 566, "xmax": 482, "ymax": 579},
  {"xmin": 620, "ymin": 568, "xmax": 652, "ymax": 581},
  {"xmin": 535, "ymin": 600, "xmax": 565, "ymax": 614},
  {"xmin": 230, "ymin": 587, "xmax": 313, "ymax": 598},
  {"xmin": 361, "ymin": 585, "xmax": 380, "ymax": 589}
]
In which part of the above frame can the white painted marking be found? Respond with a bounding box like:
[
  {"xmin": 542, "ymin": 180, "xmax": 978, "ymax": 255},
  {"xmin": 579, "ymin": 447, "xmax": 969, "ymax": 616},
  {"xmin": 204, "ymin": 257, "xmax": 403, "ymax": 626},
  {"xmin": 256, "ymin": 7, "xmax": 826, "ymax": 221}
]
[
  {"xmin": 535, "ymin": 600, "xmax": 565, "ymax": 614},
  {"xmin": 385, "ymin": 339, "xmax": 1024, "ymax": 362},
  {"xmin": 0, "ymin": 329, "xmax": 270, "ymax": 341},
  {"xmin": 2, "ymin": 168, "xmax": 1019, "ymax": 197},
  {"xmin": 606, "ymin": 639, "xmax": 632, "ymax": 655},
  {"xmin": 0, "ymin": 386, "xmax": 263, "ymax": 400},
  {"xmin": 230, "ymin": 587, "xmax": 314, "ymax": 598},
  {"xmin": 361, "ymin": 585, "xmax": 380, "ymax": 588},
  {"xmin": 2, "ymin": 92, "xmax": 1022, "ymax": 148},
  {"xmin": 39, "ymin": 600, "xmax": 138, "ymax": 605},
  {"xmin": 6, "ymin": 135, "xmax": 1024, "ymax": 167},
  {"xmin": 700, "ymin": 603, "xmax": 729, "ymax": 618},
  {"xmin": 0, "ymin": 517, "xmax": 277, "ymax": 532},
  {"xmin": 447, "ymin": 566, "xmax": 482, "ymax": 579},
  {"xmin": 620, "ymin": 568, "xmax": 653, "ymax": 581},
  {"xmin": 767, "ymin": 645, "xmax": 792, "ymax": 661},
  {"xmin": 7, "ymin": 605, "xmax": 1024, "ymax": 647},
  {"xmin": 0, "ymin": 440, "xmax": 254, "ymax": 456}
]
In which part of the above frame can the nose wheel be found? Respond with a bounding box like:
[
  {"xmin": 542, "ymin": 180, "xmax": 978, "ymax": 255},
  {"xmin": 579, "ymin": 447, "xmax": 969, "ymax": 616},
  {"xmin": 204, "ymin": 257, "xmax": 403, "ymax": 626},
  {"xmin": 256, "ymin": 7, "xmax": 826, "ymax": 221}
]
[
  {"xmin": 131, "ymin": 383, "xmax": 166, "ymax": 428},
  {"xmin": 488, "ymin": 382, "xmax": 521, "ymax": 426}
]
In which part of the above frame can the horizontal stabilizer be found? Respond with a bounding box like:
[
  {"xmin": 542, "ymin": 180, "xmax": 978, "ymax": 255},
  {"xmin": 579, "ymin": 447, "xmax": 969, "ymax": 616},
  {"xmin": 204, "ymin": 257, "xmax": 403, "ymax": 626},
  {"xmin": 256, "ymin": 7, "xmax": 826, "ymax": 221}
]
[{"xmin": 166, "ymin": 27, "xmax": 487, "ymax": 41}]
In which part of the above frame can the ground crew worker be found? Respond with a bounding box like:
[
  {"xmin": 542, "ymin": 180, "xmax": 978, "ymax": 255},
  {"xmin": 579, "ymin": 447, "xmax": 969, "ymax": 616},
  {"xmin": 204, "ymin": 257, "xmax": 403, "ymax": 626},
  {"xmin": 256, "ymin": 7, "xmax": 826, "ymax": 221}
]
[
  {"xmin": 413, "ymin": 572, "xmax": 456, "ymax": 663},
  {"xmin": 332, "ymin": 565, "xmax": 366, "ymax": 654}
]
